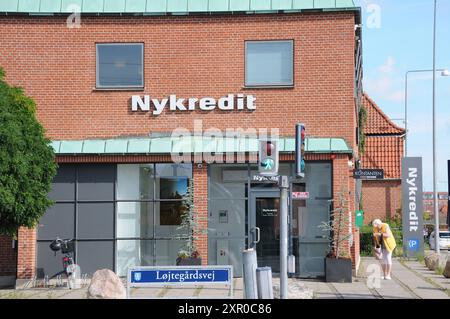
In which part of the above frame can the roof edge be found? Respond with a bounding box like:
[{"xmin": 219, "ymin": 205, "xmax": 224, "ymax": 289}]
[{"xmin": 363, "ymin": 92, "xmax": 406, "ymax": 135}]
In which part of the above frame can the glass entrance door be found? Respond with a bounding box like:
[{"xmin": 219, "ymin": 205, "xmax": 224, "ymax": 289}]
[{"xmin": 249, "ymin": 191, "xmax": 280, "ymax": 273}]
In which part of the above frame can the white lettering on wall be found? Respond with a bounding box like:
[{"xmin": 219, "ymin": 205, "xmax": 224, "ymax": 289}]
[{"xmin": 131, "ymin": 94, "xmax": 256, "ymax": 116}]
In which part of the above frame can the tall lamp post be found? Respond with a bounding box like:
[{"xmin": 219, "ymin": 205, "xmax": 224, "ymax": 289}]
[
  {"xmin": 404, "ymin": 0, "xmax": 449, "ymax": 254},
  {"xmin": 432, "ymin": 0, "xmax": 439, "ymax": 254}
]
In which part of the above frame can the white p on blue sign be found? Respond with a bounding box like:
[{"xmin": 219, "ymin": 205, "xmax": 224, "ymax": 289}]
[
  {"xmin": 408, "ymin": 238, "xmax": 420, "ymax": 251},
  {"xmin": 127, "ymin": 266, "xmax": 233, "ymax": 299}
]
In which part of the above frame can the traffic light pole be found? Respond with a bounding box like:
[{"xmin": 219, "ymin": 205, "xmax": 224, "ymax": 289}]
[{"xmin": 279, "ymin": 175, "xmax": 289, "ymax": 299}]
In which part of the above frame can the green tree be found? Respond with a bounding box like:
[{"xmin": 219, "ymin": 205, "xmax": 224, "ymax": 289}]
[{"xmin": 0, "ymin": 67, "xmax": 57, "ymax": 237}]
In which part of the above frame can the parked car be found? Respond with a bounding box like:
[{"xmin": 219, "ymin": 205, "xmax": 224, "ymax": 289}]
[{"xmin": 429, "ymin": 231, "xmax": 450, "ymax": 250}]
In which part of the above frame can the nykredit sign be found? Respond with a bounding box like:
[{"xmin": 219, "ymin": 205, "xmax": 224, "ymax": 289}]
[
  {"xmin": 131, "ymin": 94, "xmax": 256, "ymax": 115},
  {"xmin": 401, "ymin": 157, "xmax": 424, "ymax": 258}
]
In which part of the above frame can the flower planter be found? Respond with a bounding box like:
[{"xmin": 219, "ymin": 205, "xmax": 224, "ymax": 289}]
[
  {"xmin": 176, "ymin": 257, "xmax": 202, "ymax": 266},
  {"xmin": 325, "ymin": 257, "xmax": 352, "ymax": 283}
]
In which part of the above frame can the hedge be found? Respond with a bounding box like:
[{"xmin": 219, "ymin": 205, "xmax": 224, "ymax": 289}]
[{"xmin": 359, "ymin": 223, "xmax": 403, "ymax": 257}]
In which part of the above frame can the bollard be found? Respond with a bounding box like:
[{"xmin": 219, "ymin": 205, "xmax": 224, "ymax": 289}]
[
  {"xmin": 256, "ymin": 267, "xmax": 273, "ymax": 299},
  {"xmin": 242, "ymin": 248, "xmax": 258, "ymax": 299}
]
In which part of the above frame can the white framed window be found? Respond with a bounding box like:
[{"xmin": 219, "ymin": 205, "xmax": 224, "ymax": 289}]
[{"xmin": 245, "ymin": 40, "xmax": 294, "ymax": 87}]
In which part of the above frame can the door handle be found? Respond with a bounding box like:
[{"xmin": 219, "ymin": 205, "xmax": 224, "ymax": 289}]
[{"xmin": 253, "ymin": 227, "xmax": 261, "ymax": 244}]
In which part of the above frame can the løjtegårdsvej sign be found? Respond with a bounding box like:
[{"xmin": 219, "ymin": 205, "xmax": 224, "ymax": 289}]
[
  {"xmin": 130, "ymin": 268, "xmax": 231, "ymax": 284},
  {"xmin": 401, "ymin": 157, "xmax": 424, "ymax": 258}
]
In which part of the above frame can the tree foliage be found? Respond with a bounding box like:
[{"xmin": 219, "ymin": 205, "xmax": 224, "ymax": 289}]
[
  {"xmin": 0, "ymin": 67, "xmax": 57, "ymax": 237},
  {"xmin": 358, "ymin": 103, "xmax": 368, "ymax": 154}
]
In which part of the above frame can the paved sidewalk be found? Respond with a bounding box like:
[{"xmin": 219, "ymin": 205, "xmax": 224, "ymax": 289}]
[
  {"xmin": 301, "ymin": 257, "xmax": 450, "ymax": 299},
  {"xmin": 400, "ymin": 259, "xmax": 450, "ymax": 294},
  {"xmin": 1, "ymin": 257, "xmax": 449, "ymax": 299}
]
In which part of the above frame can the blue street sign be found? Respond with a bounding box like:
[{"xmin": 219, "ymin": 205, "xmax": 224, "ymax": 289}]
[{"xmin": 130, "ymin": 268, "xmax": 231, "ymax": 284}]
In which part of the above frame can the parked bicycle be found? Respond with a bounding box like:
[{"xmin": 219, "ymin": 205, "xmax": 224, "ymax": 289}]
[{"xmin": 49, "ymin": 237, "xmax": 78, "ymax": 289}]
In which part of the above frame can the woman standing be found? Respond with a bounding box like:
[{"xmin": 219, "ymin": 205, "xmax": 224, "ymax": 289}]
[{"xmin": 373, "ymin": 219, "xmax": 397, "ymax": 280}]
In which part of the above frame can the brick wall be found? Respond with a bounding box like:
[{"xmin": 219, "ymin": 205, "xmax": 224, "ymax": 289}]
[
  {"xmin": 362, "ymin": 180, "xmax": 402, "ymax": 224},
  {"xmin": 16, "ymin": 227, "xmax": 36, "ymax": 279},
  {"xmin": 0, "ymin": 235, "xmax": 17, "ymax": 277},
  {"xmin": 193, "ymin": 164, "xmax": 208, "ymax": 265},
  {"xmin": 0, "ymin": 13, "xmax": 357, "ymax": 145}
]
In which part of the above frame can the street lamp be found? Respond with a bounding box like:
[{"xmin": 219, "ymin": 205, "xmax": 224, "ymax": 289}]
[
  {"xmin": 404, "ymin": 68, "xmax": 449, "ymax": 156},
  {"xmin": 432, "ymin": 0, "xmax": 439, "ymax": 254}
]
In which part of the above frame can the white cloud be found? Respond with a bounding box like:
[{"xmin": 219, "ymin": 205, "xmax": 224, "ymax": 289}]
[
  {"xmin": 379, "ymin": 56, "xmax": 395, "ymax": 73},
  {"xmin": 364, "ymin": 56, "xmax": 404, "ymax": 103}
]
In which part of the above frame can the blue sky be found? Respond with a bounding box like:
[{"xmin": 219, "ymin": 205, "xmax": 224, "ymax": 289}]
[{"xmin": 355, "ymin": 0, "xmax": 450, "ymax": 191}]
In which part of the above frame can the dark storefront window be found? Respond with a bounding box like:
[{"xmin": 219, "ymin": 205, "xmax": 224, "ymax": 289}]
[
  {"xmin": 245, "ymin": 40, "xmax": 294, "ymax": 87},
  {"xmin": 37, "ymin": 164, "xmax": 116, "ymax": 277},
  {"xmin": 37, "ymin": 163, "xmax": 192, "ymax": 278},
  {"xmin": 96, "ymin": 43, "xmax": 144, "ymax": 88}
]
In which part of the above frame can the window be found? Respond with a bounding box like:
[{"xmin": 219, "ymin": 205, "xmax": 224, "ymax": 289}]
[
  {"xmin": 116, "ymin": 163, "xmax": 192, "ymax": 276},
  {"xmin": 245, "ymin": 40, "xmax": 294, "ymax": 87},
  {"xmin": 96, "ymin": 43, "xmax": 144, "ymax": 88}
]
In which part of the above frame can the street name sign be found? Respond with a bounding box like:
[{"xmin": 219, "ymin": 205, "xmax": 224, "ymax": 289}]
[{"xmin": 127, "ymin": 265, "xmax": 233, "ymax": 299}]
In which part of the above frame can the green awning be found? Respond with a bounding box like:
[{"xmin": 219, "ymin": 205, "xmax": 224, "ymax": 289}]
[
  {"xmin": 0, "ymin": 0, "xmax": 357, "ymax": 15},
  {"xmin": 51, "ymin": 136, "xmax": 353, "ymax": 155}
]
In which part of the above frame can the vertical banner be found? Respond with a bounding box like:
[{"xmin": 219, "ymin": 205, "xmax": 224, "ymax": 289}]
[{"xmin": 401, "ymin": 157, "xmax": 424, "ymax": 258}]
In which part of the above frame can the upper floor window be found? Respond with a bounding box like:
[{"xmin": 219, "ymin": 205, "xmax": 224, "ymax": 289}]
[
  {"xmin": 96, "ymin": 43, "xmax": 144, "ymax": 89},
  {"xmin": 245, "ymin": 40, "xmax": 294, "ymax": 87}
]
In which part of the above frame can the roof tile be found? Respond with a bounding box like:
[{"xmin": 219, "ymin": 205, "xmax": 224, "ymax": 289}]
[{"xmin": 363, "ymin": 93, "xmax": 405, "ymax": 135}]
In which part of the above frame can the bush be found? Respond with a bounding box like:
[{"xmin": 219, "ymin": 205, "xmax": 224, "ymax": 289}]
[{"xmin": 360, "ymin": 225, "xmax": 374, "ymax": 256}]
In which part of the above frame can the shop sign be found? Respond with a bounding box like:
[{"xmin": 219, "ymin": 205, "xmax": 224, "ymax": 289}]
[
  {"xmin": 252, "ymin": 175, "xmax": 278, "ymax": 183},
  {"xmin": 353, "ymin": 169, "xmax": 384, "ymax": 180},
  {"xmin": 131, "ymin": 94, "xmax": 256, "ymax": 115},
  {"xmin": 401, "ymin": 157, "xmax": 424, "ymax": 258},
  {"xmin": 292, "ymin": 192, "xmax": 309, "ymax": 200},
  {"xmin": 262, "ymin": 208, "xmax": 278, "ymax": 217}
]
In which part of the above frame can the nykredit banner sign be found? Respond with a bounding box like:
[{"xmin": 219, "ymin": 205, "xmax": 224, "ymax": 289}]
[
  {"xmin": 131, "ymin": 94, "xmax": 256, "ymax": 115},
  {"xmin": 401, "ymin": 157, "xmax": 424, "ymax": 258}
]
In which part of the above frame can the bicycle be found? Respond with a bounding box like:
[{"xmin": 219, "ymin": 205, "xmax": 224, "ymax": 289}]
[{"xmin": 49, "ymin": 237, "xmax": 78, "ymax": 289}]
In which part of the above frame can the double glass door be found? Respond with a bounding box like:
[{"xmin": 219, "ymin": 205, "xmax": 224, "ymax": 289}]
[{"xmin": 249, "ymin": 190, "xmax": 281, "ymax": 273}]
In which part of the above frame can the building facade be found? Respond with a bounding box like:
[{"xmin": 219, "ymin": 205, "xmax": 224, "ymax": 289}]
[
  {"xmin": 360, "ymin": 94, "xmax": 405, "ymax": 224},
  {"xmin": 0, "ymin": 0, "xmax": 363, "ymax": 285}
]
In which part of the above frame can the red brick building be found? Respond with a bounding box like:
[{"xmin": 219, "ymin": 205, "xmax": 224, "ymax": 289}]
[
  {"xmin": 0, "ymin": 0, "xmax": 363, "ymax": 285},
  {"xmin": 360, "ymin": 94, "xmax": 405, "ymax": 224}
]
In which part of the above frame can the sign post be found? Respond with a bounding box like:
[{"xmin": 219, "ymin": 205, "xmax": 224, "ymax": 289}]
[
  {"xmin": 401, "ymin": 157, "xmax": 424, "ymax": 258},
  {"xmin": 278, "ymin": 175, "xmax": 289, "ymax": 299}
]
